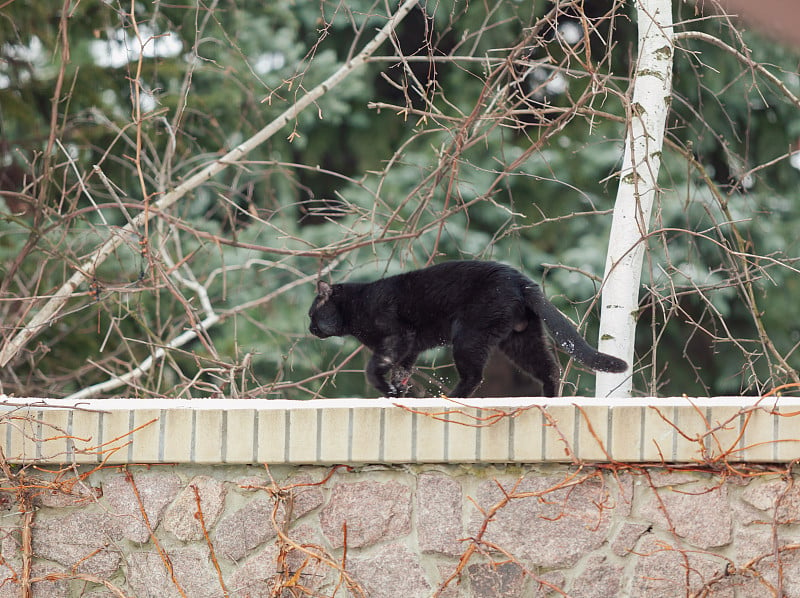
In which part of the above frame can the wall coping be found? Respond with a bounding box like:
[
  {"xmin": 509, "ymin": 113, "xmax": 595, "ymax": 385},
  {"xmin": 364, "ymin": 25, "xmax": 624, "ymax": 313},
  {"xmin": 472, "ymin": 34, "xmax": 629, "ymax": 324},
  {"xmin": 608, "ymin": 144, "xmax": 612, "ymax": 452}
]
[{"xmin": 0, "ymin": 396, "xmax": 794, "ymax": 465}]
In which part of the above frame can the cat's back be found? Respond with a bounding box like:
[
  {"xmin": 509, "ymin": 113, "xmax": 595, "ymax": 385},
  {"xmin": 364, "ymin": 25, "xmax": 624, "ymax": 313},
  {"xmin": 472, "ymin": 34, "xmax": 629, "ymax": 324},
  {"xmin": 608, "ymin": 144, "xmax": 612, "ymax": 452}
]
[
  {"xmin": 403, "ymin": 260, "xmax": 527, "ymax": 285},
  {"xmin": 390, "ymin": 260, "xmax": 529, "ymax": 311}
]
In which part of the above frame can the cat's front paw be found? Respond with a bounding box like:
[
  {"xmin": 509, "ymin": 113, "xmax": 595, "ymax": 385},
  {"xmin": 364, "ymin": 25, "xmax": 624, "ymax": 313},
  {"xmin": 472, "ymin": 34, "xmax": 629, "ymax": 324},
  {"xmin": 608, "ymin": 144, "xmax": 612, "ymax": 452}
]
[
  {"xmin": 387, "ymin": 383, "xmax": 407, "ymax": 398},
  {"xmin": 389, "ymin": 368, "xmax": 412, "ymax": 397}
]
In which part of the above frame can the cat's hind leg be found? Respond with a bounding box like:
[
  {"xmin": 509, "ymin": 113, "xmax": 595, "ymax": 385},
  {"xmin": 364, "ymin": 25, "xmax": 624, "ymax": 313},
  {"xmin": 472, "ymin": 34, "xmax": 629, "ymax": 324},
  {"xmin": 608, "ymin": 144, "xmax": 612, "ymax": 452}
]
[
  {"xmin": 499, "ymin": 320, "xmax": 561, "ymax": 397},
  {"xmin": 450, "ymin": 330, "xmax": 498, "ymax": 398}
]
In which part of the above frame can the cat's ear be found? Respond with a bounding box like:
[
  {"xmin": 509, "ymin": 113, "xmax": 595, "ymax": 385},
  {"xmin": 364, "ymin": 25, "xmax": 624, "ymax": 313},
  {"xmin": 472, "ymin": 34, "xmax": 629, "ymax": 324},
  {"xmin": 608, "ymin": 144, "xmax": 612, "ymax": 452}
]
[{"xmin": 317, "ymin": 280, "xmax": 332, "ymax": 301}]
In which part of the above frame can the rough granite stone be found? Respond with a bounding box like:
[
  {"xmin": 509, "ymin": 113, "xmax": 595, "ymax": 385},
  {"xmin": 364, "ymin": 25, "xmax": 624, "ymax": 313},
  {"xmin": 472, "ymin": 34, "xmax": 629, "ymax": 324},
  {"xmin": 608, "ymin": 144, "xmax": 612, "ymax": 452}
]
[
  {"xmin": 32, "ymin": 511, "xmax": 123, "ymax": 577},
  {"xmin": 631, "ymin": 533, "xmax": 727, "ymax": 597},
  {"xmin": 163, "ymin": 475, "xmax": 227, "ymax": 542},
  {"xmin": 235, "ymin": 475, "xmax": 268, "ymax": 492},
  {"xmin": 126, "ymin": 548, "xmax": 221, "ymax": 598},
  {"xmin": 78, "ymin": 590, "xmax": 121, "ymax": 598},
  {"xmin": 569, "ymin": 555, "xmax": 624, "ymax": 598},
  {"xmin": 214, "ymin": 497, "xmax": 277, "ymax": 562},
  {"xmin": 216, "ymin": 472, "xmax": 325, "ymax": 562},
  {"xmin": 437, "ymin": 564, "xmax": 566, "ymax": 598},
  {"xmin": 34, "ymin": 482, "xmax": 100, "ymax": 508},
  {"xmin": 103, "ymin": 472, "xmax": 182, "ymax": 542},
  {"xmin": 730, "ymin": 491, "xmax": 767, "ymax": 526},
  {"xmin": 639, "ymin": 485, "xmax": 732, "ymax": 548},
  {"xmin": 611, "ymin": 522, "xmax": 651, "ymax": 556},
  {"xmin": 434, "ymin": 564, "xmax": 464, "ymax": 598},
  {"xmin": 320, "ymin": 480, "xmax": 412, "ymax": 548},
  {"xmin": 79, "ymin": 589, "xmax": 122, "ymax": 598},
  {"xmin": 467, "ymin": 561, "xmax": 526, "ymax": 598},
  {"xmin": 614, "ymin": 472, "xmax": 635, "ymax": 517},
  {"xmin": 733, "ymin": 528, "xmax": 800, "ymax": 596},
  {"xmin": 285, "ymin": 473, "xmax": 326, "ymax": 518},
  {"xmin": 709, "ymin": 575, "xmax": 763, "ymax": 598},
  {"xmin": 742, "ymin": 479, "xmax": 800, "ymax": 523},
  {"xmin": 234, "ymin": 473, "xmax": 325, "ymax": 516},
  {"xmin": 349, "ymin": 543, "xmax": 431, "ymax": 598},
  {"xmin": 734, "ymin": 527, "xmax": 774, "ymax": 563},
  {"xmin": 764, "ymin": 551, "xmax": 800, "ymax": 598},
  {"xmin": 468, "ymin": 475, "xmax": 612, "ymax": 567},
  {"xmin": 0, "ymin": 563, "xmax": 68, "ymax": 598},
  {"xmin": 227, "ymin": 524, "xmax": 331, "ymax": 597},
  {"xmin": 531, "ymin": 571, "xmax": 566, "ymax": 597},
  {"xmin": 417, "ymin": 472, "xmax": 463, "ymax": 556},
  {"xmin": 646, "ymin": 469, "xmax": 701, "ymax": 488},
  {"xmin": 226, "ymin": 544, "xmax": 279, "ymax": 598},
  {"xmin": 732, "ymin": 529, "xmax": 779, "ymax": 595},
  {"xmin": 0, "ymin": 528, "xmax": 21, "ymax": 568}
]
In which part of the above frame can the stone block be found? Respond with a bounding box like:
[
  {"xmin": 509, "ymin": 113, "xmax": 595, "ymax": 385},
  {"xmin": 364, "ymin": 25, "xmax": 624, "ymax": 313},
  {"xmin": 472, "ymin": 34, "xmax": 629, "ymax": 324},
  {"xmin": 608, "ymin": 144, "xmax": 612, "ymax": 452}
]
[
  {"xmin": 433, "ymin": 564, "xmax": 465, "ymax": 598},
  {"xmin": 34, "ymin": 482, "xmax": 100, "ymax": 508},
  {"xmin": 639, "ymin": 485, "xmax": 732, "ymax": 548},
  {"xmin": 349, "ymin": 543, "xmax": 431, "ymax": 598},
  {"xmin": 226, "ymin": 544, "xmax": 279, "ymax": 598},
  {"xmin": 77, "ymin": 590, "xmax": 121, "ymax": 598},
  {"xmin": 233, "ymin": 473, "xmax": 324, "ymax": 518},
  {"xmin": 79, "ymin": 590, "xmax": 123, "ymax": 598},
  {"xmin": 417, "ymin": 472, "xmax": 463, "ymax": 556},
  {"xmin": 226, "ymin": 524, "xmax": 332, "ymax": 597},
  {"xmin": 631, "ymin": 533, "xmax": 726, "ymax": 597},
  {"xmin": 163, "ymin": 475, "xmax": 227, "ymax": 542},
  {"xmin": 103, "ymin": 471, "xmax": 181, "ymax": 542},
  {"xmin": 278, "ymin": 524, "xmax": 333, "ymax": 595},
  {"xmin": 742, "ymin": 478, "xmax": 800, "ymax": 523},
  {"xmin": 646, "ymin": 469, "xmax": 700, "ymax": 488},
  {"xmin": 32, "ymin": 511, "xmax": 122, "ymax": 578},
  {"xmin": 214, "ymin": 497, "xmax": 276, "ymax": 562},
  {"xmin": 569, "ymin": 555, "xmax": 624, "ymax": 598},
  {"xmin": 734, "ymin": 527, "xmax": 774, "ymax": 563},
  {"xmin": 283, "ymin": 472, "xmax": 326, "ymax": 520},
  {"xmin": 733, "ymin": 528, "xmax": 800, "ymax": 596},
  {"xmin": 0, "ymin": 563, "xmax": 68, "ymax": 598},
  {"xmin": 320, "ymin": 480, "xmax": 411, "ymax": 548},
  {"xmin": 532, "ymin": 571, "xmax": 566, "ymax": 597},
  {"xmin": 467, "ymin": 561, "xmax": 526, "ymax": 598},
  {"xmin": 215, "ymin": 473, "xmax": 326, "ymax": 561},
  {"xmin": 468, "ymin": 474, "xmax": 612, "ymax": 567},
  {"xmin": 126, "ymin": 548, "xmax": 221, "ymax": 598},
  {"xmin": 730, "ymin": 489, "xmax": 768, "ymax": 526},
  {"xmin": 611, "ymin": 522, "xmax": 650, "ymax": 556},
  {"xmin": 234, "ymin": 475, "xmax": 267, "ymax": 491},
  {"xmin": 614, "ymin": 471, "xmax": 635, "ymax": 517},
  {"xmin": 710, "ymin": 575, "xmax": 767, "ymax": 598}
]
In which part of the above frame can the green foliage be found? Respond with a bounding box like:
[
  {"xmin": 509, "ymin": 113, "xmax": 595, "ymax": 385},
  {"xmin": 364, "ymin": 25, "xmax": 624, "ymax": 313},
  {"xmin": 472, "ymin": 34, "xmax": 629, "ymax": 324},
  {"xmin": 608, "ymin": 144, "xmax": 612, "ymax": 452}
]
[{"xmin": 1, "ymin": 0, "xmax": 798, "ymax": 398}]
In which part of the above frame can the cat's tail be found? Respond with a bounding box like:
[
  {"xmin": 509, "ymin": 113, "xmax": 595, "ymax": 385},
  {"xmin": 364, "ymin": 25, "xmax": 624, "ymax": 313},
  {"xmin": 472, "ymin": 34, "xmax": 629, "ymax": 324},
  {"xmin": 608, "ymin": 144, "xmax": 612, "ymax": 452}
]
[{"xmin": 523, "ymin": 285, "xmax": 628, "ymax": 373}]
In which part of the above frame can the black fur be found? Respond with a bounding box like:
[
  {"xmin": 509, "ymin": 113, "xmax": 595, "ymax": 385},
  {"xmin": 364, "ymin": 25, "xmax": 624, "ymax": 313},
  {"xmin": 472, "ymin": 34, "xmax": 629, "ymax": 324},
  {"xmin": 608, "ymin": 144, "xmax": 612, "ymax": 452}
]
[{"xmin": 308, "ymin": 260, "xmax": 627, "ymax": 398}]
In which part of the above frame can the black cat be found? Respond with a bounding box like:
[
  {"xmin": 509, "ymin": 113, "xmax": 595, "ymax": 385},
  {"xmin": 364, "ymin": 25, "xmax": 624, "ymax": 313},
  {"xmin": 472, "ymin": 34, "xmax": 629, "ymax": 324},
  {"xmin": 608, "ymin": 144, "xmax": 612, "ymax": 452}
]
[{"xmin": 308, "ymin": 260, "xmax": 627, "ymax": 397}]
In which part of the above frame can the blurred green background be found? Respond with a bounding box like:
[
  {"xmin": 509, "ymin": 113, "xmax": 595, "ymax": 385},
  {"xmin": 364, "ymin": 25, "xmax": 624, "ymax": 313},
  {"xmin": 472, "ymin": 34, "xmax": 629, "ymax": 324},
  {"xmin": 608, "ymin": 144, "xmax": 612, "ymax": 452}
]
[{"xmin": 1, "ymin": 1, "xmax": 798, "ymax": 398}]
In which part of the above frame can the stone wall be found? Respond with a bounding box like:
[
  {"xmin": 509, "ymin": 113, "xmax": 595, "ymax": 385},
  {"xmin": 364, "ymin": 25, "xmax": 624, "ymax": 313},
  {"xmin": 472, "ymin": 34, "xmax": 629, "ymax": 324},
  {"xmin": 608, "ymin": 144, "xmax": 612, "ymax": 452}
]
[{"xmin": 2, "ymin": 462, "xmax": 799, "ymax": 597}]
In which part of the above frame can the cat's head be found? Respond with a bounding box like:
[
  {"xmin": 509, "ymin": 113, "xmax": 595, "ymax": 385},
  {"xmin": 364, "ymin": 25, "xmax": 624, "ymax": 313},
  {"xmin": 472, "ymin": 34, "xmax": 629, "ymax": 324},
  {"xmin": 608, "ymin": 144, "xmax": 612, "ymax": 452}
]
[{"xmin": 308, "ymin": 281, "xmax": 344, "ymax": 338}]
